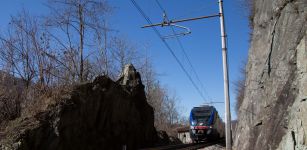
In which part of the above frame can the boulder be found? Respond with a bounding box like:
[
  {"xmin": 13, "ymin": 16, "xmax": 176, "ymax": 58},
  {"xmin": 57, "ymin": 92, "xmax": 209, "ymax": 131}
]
[{"xmin": 0, "ymin": 65, "xmax": 157, "ymax": 150}]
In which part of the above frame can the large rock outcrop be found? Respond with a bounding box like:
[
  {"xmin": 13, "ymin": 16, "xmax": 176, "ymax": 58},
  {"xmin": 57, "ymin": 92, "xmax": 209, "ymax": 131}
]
[
  {"xmin": 234, "ymin": 0, "xmax": 306, "ymax": 149},
  {"xmin": 0, "ymin": 64, "xmax": 157, "ymax": 150}
]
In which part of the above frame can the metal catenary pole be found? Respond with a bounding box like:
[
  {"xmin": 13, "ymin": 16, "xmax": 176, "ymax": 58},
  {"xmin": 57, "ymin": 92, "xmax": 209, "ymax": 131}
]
[
  {"xmin": 141, "ymin": 1, "xmax": 232, "ymax": 149},
  {"xmin": 218, "ymin": 0, "xmax": 232, "ymax": 149}
]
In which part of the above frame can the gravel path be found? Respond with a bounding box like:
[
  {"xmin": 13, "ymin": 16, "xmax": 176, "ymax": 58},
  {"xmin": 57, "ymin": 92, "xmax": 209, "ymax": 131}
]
[{"xmin": 198, "ymin": 144, "xmax": 225, "ymax": 150}]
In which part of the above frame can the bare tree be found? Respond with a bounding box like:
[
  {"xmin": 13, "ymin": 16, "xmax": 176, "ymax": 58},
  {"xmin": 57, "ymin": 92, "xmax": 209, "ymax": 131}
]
[
  {"xmin": 148, "ymin": 83, "xmax": 166, "ymax": 128},
  {"xmin": 234, "ymin": 61, "xmax": 247, "ymax": 114},
  {"xmin": 138, "ymin": 51, "xmax": 185, "ymax": 134},
  {"xmin": 109, "ymin": 37, "xmax": 140, "ymax": 79},
  {"xmin": 164, "ymin": 95, "xmax": 179, "ymax": 125},
  {"xmin": 0, "ymin": 10, "xmax": 62, "ymax": 122},
  {"xmin": 144, "ymin": 79, "xmax": 183, "ymax": 135},
  {"xmin": 0, "ymin": 10, "xmax": 53, "ymax": 89},
  {"xmin": 46, "ymin": 0, "xmax": 111, "ymax": 82},
  {"xmin": 0, "ymin": 1, "xmax": 187, "ymax": 137}
]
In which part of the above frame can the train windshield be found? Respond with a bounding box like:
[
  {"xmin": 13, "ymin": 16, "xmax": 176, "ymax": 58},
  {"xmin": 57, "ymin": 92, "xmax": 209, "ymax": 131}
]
[
  {"xmin": 191, "ymin": 107, "xmax": 213, "ymax": 125},
  {"xmin": 195, "ymin": 116, "xmax": 210, "ymax": 123}
]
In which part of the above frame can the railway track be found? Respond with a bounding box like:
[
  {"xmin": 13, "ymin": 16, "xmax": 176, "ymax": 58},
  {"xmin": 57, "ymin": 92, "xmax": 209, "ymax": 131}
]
[{"xmin": 141, "ymin": 139, "xmax": 224, "ymax": 150}]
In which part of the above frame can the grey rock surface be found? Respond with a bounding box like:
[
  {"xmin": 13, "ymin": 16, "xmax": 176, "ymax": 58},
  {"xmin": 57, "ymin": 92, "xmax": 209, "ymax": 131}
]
[
  {"xmin": 118, "ymin": 64, "xmax": 141, "ymax": 86},
  {"xmin": 234, "ymin": 0, "xmax": 306, "ymax": 149}
]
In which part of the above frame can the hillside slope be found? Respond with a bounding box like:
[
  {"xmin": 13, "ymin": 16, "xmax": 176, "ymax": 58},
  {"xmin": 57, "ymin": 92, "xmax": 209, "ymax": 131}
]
[{"xmin": 0, "ymin": 65, "xmax": 157, "ymax": 150}]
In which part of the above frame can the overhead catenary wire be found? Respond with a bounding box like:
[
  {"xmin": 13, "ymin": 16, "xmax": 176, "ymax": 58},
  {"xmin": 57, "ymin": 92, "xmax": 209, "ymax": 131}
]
[
  {"xmin": 134, "ymin": 1, "xmax": 232, "ymax": 148},
  {"xmin": 172, "ymin": 1, "xmax": 217, "ymax": 20},
  {"xmin": 129, "ymin": 0, "xmax": 207, "ymax": 101},
  {"xmin": 154, "ymin": 0, "xmax": 213, "ymax": 102}
]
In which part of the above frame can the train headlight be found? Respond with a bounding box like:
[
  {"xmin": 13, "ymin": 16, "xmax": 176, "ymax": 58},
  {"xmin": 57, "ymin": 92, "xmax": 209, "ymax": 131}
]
[
  {"xmin": 191, "ymin": 129, "xmax": 196, "ymax": 134},
  {"xmin": 191, "ymin": 120, "xmax": 197, "ymax": 126},
  {"xmin": 207, "ymin": 129, "xmax": 212, "ymax": 135}
]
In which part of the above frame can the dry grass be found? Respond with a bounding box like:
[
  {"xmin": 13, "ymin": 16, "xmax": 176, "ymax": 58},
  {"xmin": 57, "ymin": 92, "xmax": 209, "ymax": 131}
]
[
  {"xmin": 243, "ymin": 0, "xmax": 256, "ymax": 30},
  {"xmin": 234, "ymin": 62, "xmax": 247, "ymax": 114},
  {"xmin": 0, "ymin": 86, "xmax": 22, "ymax": 124},
  {"xmin": 20, "ymin": 85, "xmax": 73, "ymax": 118},
  {"xmin": 0, "ymin": 74, "xmax": 73, "ymax": 134}
]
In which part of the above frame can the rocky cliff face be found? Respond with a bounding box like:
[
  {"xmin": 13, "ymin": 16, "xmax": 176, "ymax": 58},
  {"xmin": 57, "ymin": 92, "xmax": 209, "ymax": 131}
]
[
  {"xmin": 234, "ymin": 0, "xmax": 306, "ymax": 149},
  {"xmin": 0, "ymin": 65, "xmax": 157, "ymax": 150}
]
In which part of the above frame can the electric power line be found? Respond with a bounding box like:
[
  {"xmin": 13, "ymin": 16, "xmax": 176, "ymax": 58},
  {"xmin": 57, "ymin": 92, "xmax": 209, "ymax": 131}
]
[
  {"xmin": 130, "ymin": 0, "xmax": 207, "ymax": 101},
  {"xmin": 154, "ymin": 0, "xmax": 212, "ymax": 101},
  {"xmin": 172, "ymin": 1, "xmax": 217, "ymax": 20}
]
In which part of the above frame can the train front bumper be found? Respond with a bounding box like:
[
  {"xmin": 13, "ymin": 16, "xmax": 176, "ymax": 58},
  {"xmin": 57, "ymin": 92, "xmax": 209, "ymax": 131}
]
[{"xmin": 190, "ymin": 126, "xmax": 213, "ymax": 140}]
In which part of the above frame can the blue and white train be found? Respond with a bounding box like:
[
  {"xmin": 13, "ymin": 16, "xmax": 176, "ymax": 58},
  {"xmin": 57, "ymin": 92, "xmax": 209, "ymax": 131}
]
[{"xmin": 189, "ymin": 105, "xmax": 224, "ymax": 143}]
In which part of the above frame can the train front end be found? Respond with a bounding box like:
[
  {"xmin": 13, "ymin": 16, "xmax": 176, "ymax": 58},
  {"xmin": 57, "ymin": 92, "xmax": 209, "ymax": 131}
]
[{"xmin": 189, "ymin": 106, "xmax": 215, "ymax": 143}]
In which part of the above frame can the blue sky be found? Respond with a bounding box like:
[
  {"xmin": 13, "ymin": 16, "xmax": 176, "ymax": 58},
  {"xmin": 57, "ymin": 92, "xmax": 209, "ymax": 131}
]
[{"xmin": 0, "ymin": 0, "xmax": 250, "ymax": 120}]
